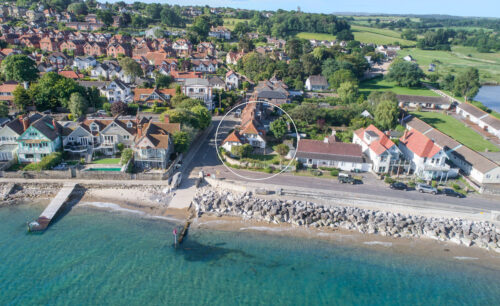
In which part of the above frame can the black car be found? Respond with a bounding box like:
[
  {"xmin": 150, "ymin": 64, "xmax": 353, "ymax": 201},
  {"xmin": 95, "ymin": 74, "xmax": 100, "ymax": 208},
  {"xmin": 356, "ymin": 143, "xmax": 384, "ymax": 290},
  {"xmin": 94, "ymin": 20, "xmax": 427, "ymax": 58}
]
[
  {"xmin": 389, "ymin": 182, "xmax": 408, "ymax": 191},
  {"xmin": 441, "ymin": 188, "xmax": 465, "ymax": 198}
]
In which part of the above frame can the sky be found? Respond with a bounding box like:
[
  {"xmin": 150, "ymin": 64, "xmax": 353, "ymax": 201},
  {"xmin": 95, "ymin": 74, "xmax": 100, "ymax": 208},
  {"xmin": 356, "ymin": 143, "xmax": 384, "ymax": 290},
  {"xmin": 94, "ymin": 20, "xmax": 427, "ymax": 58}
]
[{"xmin": 127, "ymin": 0, "xmax": 500, "ymax": 18}]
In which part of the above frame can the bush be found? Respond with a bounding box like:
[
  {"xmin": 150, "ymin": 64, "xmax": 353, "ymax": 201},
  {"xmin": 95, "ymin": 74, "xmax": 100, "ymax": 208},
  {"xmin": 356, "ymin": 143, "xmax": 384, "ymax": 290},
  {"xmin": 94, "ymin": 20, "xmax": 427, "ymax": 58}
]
[
  {"xmin": 23, "ymin": 152, "xmax": 63, "ymax": 171},
  {"xmin": 330, "ymin": 169, "xmax": 339, "ymax": 177},
  {"xmin": 452, "ymin": 183, "xmax": 461, "ymax": 191},
  {"xmin": 309, "ymin": 169, "xmax": 322, "ymax": 176},
  {"xmin": 116, "ymin": 143, "xmax": 125, "ymax": 154},
  {"xmin": 408, "ymin": 181, "xmax": 416, "ymax": 188},
  {"xmin": 431, "ymin": 180, "xmax": 437, "ymax": 188},
  {"xmin": 319, "ymin": 166, "xmax": 337, "ymax": 171},
  {"xmin": 384, "ymin": 176, "xmax": 395, "ymax": 184},
  {"xmin": 263, "ymin": 167, "xmax": 273, "ymax": 173},
  {"xmin": 120, "ymin": 148, "xmax": 133, "ymax": 166}
]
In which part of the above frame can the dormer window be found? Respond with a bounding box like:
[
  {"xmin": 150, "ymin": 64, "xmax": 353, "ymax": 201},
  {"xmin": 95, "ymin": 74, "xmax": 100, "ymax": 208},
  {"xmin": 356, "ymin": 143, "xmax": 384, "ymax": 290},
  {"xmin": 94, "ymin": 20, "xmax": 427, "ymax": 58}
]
[
  {"xmin": 127, "ymin": 121, "xmax": 133, "ymax": 128},
  {"xmin": 90, "ymin": 123, "xmax": 99, "ymax": 132},
  {"xmin": 110, "ymin": 123, "xmax": 117, "ymax": 127}
]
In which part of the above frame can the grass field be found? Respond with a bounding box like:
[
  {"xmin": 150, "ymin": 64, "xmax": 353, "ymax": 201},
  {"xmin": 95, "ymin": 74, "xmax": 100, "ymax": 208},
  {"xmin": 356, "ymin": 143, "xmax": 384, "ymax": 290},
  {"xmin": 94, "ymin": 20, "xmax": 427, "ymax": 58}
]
[
  {"xmin": 412, "ymin": 111, "xmax": 499, "ymax": 152},
  {"xmin": 399, "ymin": 46, "xmax": 500, "ymax": 83},
  {"xmin": 296, "ymin": 25, "xmax": 415, "ymax": 46},
  {"xmin": 359, "ymin": 77, "xmax": 440, "ymax": 97},
  {"xmin": 92, "ymin": 158, "xmax": 121, "ymax": 164},
  {"xmin": 223, "ymin": 18, "xmax": 250, "ymax": 30},
  {"xmin": 296, "ymin": 32, "xmax": 337, "ymax": 41}
]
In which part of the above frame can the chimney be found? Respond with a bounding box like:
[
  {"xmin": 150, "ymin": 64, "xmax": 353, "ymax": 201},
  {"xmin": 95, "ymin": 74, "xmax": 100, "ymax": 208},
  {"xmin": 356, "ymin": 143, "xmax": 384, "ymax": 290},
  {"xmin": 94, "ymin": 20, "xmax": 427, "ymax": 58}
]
[
  {"xmin": 137, "ymin": 124, "xmax": 143, "ymax": 138},
  {"xmin": 163, "ymin": 115, "xmax": 170, "ymax": 123},
  {"xmin": 22, "ymin": 116, "xmax": 29, "ymax": 131},
  {"xmin": 52, "ymin": 118, "xmax": 57, "ymax": 130}
]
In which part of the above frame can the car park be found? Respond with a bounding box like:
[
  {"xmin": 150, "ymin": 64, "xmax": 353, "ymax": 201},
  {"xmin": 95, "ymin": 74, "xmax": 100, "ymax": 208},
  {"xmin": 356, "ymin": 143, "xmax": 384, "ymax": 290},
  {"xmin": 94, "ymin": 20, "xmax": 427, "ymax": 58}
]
[{"xmin": 416, "ymin": 183, "xmax": 438, "ymax": 195}]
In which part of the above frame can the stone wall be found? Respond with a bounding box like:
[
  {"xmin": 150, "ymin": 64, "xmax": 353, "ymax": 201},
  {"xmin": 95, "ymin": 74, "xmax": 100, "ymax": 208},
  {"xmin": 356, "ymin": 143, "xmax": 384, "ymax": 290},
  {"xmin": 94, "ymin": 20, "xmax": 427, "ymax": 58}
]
[
  {"xmin": 2, "ymin": 169, "xmax": 72, "ymax": 179},
  {"xmin": 193, "ymin": 187, "xmax": 500, "ymax": 253}
]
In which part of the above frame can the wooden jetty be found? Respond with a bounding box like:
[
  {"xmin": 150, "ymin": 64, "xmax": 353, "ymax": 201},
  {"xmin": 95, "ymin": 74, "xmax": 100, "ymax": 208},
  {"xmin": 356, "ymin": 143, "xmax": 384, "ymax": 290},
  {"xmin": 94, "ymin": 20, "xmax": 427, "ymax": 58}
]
[{"xmin": 28, "ymin": 183, "xmax": 77, "ymax": 232}]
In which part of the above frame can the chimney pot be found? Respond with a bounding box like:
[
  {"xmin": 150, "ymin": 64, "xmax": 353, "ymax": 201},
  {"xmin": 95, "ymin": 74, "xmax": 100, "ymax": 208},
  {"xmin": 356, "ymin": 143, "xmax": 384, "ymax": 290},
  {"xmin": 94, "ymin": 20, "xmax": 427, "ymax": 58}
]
[{"xmin": 22, "ymin": 116, "xmax": 29, "ymax": 131}]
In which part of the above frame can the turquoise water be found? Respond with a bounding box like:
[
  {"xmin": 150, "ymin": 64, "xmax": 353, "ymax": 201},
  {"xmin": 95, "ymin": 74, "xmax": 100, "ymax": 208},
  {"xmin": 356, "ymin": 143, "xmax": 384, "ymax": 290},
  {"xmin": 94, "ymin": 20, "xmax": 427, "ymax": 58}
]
[
  {"xmin": 1, "ymin": 203, "xmax": 500, "ymax": 305},
  {"xmin": 86, "ymin": 168, "xmax": 122, "ymax": 172}
]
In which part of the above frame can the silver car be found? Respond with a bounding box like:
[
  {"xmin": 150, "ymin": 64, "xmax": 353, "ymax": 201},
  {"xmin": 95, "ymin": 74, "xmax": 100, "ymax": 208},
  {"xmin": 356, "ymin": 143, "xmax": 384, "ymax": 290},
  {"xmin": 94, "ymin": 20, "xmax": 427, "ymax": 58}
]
[{"xmin": 416, "ymin": 183, "xmax": 438, "ymax": 195}]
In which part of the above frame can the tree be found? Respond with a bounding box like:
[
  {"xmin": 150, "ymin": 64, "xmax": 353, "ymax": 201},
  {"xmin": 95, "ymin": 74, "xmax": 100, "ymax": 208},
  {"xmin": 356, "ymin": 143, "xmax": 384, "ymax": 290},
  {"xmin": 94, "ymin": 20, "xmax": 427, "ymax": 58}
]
[
  {"xmin": 328, "ymin": 69, "xmax": 357, "ymax": 89},
  {"xmin": 68, "ymin": 92, "xmax": 88, "ymax": 118},
  {"xmin": 300, "ymin": 53, "xmax": 321, "ymax": 76},
  {"xmin": 375, "ymin": 98, "xmax": 399, "ymax": 130},
  {"xmin": 274, "ymin": 143, "xmax": 289, "ymax": 165},
  {"xmin": 67, "ymin": 2, "xmax": 88, "ymax": 15},
  {"xmin": 13, "ymin": 85, "xmax": 31, "ymax": 111},
  {"xmin": 110, "ymin": 101, "xmax": 127, "ymax": 116},
  {"xmin": 231, "ymin": 143, "xmax": 253, "ymax": 158},
  {"xmin": 336, "ymin": 29, "xmax": 354, "ymax": 41},
  {"xmin": 155, "ymin": 74, "xmax": 173, "ymax": 88},
  {"xmin": 1, "ymin": 54, "xmax": 38, "ymax": 82},
  {"xmin": 233, "ymin": 22, "xmax": 251, "ymax": 37},
  {"xmin": 0, "ymin": 102, "xmax": 8, "ymax": 117},
  {"xmin": 454, "ymin": 68, "xmax": 480, "ymax": 102},
  {"xmin": 190, "ymin": 105, "xmax": 211, "ymax": 130},
  {"xmin": 97, "ymin": 10, "xmax": 114, "ymax": 27},
  {"xmin": 119, "ymin": 57, "xmax": 143, "ymax": 80},
  {"xmin": 337, "ymin": 81, "xmax": 359, "ymax": 104},
  {"xmin": 270, "ymin": 118, "xmax": 287, "ymax": 139},
  {"xmin": 28, "ymin": 72, "xmax": 86, "ymax": 110},
  {"xmin": 173, "ymin": 131, "xmax": 190, "ymax": 153},
  {"xmin": 386, "ymin": 60, "xmax": 425, "ymax": 87}
]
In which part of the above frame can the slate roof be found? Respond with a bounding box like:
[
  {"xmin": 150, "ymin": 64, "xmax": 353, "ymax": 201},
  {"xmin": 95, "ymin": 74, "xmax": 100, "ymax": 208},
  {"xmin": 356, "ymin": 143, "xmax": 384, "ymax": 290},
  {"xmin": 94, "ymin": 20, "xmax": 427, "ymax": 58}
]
[
  {"xmin": 7, "ymin": 113, "xmax": 43, "ymax": 135},
  {"xmin": 396, "ymin": 94, "xmax": 450, "ymax": 105},
  {"xmin": 30, "ymin": 115, "xmax": 63, "ymax": 141},
  {"xmin": 307, "ymin": 75, "xmax": 328, "ymax": 86},
  {"xmin": 297, "ymin": 139, "xmax": 364, "ymax": 163}
]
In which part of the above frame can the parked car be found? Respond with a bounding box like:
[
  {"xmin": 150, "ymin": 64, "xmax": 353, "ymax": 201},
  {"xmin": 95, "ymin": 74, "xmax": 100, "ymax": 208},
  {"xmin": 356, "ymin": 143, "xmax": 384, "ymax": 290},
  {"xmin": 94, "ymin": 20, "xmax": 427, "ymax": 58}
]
[
  {"xmin": 338, "ymin": 172, "xmax": 362, "ymax": 184},
  {"xmin": 416, "ymin": 183, "xmax": 438, "ymax": 195},
  {"xmin": 390, "ymin": 182, "xmax": 408, "ymax": 191},
  {"xmin": 441, "ymin": 188, "xmax": 465, "ymax": 198}
]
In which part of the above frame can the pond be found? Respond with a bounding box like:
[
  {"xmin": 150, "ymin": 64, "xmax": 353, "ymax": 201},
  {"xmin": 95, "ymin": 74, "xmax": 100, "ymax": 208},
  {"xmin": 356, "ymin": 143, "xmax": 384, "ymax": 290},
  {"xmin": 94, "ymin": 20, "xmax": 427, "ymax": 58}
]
[{"xmin": 474, "ymin": 86, "xmax": 500, "ymax": 112}]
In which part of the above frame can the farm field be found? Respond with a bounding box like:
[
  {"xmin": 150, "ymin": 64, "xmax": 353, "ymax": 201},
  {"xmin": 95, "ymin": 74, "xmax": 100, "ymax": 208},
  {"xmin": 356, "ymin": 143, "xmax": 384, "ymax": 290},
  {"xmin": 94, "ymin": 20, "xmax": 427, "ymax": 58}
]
[
  {"xmin": 399, "ymin": 46, "xmax": 500, "ymax": 83},
  {"xmin": 223, "ymin": 18, "xmax": 250, "ymax": 30},
  {"xmin": 296, "ymin": 32, "xmax": 337, "ymax": 41},
  {"xmin": 359, "ymin": 77, "xmax": 440, "ymax": 97},
  {"xmin": 412, "ymin": 111, "xmax": 499, "ymax": 152},
  {"xmin": 296, "ymin": 25, "xmax": 415, "ymax": 46}
]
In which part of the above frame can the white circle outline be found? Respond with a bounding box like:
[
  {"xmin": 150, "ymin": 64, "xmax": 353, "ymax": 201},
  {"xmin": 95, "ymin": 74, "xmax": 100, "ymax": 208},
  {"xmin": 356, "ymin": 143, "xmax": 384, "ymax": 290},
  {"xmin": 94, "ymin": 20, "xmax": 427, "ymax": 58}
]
[{"xmin": 214, "ymin": 100, "xmax": 300, "ymax": 181}]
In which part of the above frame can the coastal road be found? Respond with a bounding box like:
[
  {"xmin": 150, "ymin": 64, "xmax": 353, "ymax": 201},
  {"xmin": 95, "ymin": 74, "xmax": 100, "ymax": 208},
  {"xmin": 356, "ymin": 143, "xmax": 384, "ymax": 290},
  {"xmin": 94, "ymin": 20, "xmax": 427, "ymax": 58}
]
[{"xmin": 187, "ymin": 118, "xmax": 500, "ymax": 212}]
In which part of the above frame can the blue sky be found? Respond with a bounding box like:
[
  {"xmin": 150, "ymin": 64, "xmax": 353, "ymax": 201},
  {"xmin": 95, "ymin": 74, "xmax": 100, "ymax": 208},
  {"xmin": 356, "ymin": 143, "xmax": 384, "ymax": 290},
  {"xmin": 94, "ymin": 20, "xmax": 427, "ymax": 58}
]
[{"xmin": 129, "ymin": 0, "xmax": 500, "ymax": 18}]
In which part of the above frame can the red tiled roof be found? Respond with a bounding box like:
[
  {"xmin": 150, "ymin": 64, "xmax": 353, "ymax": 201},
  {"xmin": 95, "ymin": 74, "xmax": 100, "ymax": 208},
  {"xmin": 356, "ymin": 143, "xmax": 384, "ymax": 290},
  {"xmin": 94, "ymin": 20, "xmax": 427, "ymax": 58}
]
[
  {"xmin": 222, "ymin": 130, "xmax": 243, "ymax": 144},
  {"xmin": 58, "ymin": 70, "xmax": 83, "ymax": 79},
  {"xmin": 355, "ymin": 124, "xmax": 395, "ymax": 155},
  {"xmin": 399, "ymin": 129, "xmax": 441, "ymax": 158}
]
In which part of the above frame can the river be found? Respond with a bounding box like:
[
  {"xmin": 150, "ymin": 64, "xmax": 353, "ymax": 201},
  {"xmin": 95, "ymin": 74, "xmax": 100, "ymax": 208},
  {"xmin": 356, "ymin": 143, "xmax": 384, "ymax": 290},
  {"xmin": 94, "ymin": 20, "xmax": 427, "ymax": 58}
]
[{"xmin": 475, "ymin": 86, "xmax": 500, "ymax": 112}]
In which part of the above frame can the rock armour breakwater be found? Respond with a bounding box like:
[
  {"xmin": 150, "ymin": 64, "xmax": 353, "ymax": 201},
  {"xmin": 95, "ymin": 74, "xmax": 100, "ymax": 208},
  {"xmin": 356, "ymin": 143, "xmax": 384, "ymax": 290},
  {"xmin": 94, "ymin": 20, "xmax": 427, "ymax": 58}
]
[{"xmin": 192, "ymin": 187, "xmax": 500, "ymax": 253}]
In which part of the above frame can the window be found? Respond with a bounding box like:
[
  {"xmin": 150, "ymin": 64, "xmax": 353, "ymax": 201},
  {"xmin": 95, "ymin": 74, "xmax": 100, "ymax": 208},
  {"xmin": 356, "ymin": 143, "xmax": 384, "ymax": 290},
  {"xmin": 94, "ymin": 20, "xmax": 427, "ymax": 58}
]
[
  {"xmin": 486, "ymin": 174, "xmax": 491, "ymax": 178},
  {"xmin": 126, "ymin": 122, "xmax": 133, "ymax": 128},
  {"xmin": 123, "ymin": 135, "xmax": 129, "ymax": 140}
]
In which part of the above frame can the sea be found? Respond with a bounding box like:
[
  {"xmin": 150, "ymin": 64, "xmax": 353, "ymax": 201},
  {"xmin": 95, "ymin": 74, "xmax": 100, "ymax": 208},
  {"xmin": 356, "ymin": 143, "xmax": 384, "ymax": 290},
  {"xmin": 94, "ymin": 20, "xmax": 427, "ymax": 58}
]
[
  {"xmin": 1, "ymin": 202, "xmax": 500, "ymax": 305},
  {"xmin": 475, "ymin": 86, "xmax": 500, "ymax": 113}
]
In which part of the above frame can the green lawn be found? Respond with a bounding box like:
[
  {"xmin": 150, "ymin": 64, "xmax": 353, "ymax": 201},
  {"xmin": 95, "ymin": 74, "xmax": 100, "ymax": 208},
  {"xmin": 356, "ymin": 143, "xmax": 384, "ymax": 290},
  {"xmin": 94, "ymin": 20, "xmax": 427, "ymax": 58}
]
[
  {"xmin": 296, "ymin": 32, "xmax": 337, "ymax": 41},
  {"xmin": 412, "ymin": 111, "xmax": 499, "ymax": 152},
  {"xmin": 92, "ymin": 158, "xmax": 121, "ymax": 164},
  {"xmin": 399, "ymin": 46, "xmax": 500, "ymax": 84},
  {"xmin": 223, "ymin": 18, "xmax": 250, "ymax": 30},
  {"xmin": 359, "ymin": 77, "xmax": 440, "ymax": 97}
]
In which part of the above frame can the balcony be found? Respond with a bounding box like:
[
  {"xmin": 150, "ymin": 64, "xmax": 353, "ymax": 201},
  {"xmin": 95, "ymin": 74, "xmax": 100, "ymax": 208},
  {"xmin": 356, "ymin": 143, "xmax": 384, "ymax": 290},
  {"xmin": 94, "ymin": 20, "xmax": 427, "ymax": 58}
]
[{"xmin": 64, "ymin": 143, "xmax": 90, "ymax": 153}]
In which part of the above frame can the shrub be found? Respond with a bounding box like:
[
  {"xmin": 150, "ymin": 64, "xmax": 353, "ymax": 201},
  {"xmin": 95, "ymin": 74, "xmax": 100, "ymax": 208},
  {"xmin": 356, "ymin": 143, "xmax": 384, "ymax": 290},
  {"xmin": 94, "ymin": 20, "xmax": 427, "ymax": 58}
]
[
  {"xmin": 116, "ymin": 143, "xmax": 125, "ymax": 153},
  {"xmin": 330, "ymin": 169, "xmax": 339, "ymax": 177},
  {"xmin": 120, "ymin": 148, "xmax": 133, "ymax": 165},
  {"xmin": 452, "ymin": 183, "xmax": 461, "ymax": 191},
  {"xmin": 384, "ymin": 176, "xmax": 395, "ymax": 184},
  {"xmin": 408, "ymin": 181, "xmax": 416, "ymax": 188},
  {"xmin": 431, "ymin": 180, "xmax": 437, "ymax": 188},
  {"xmin": 319, "ymin": 166, "xmax": 337, "ymax": 171},
  {"xmin": 309, "ymin": 169, "xmax": 322, "ymax": 176},
  {"xmin": 263, "ymin": 167, "xmax": 273, "ymax": 173},
  {"xmin": 23, "ymin": 152, "xmax": 63, "ymax": 171}
]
